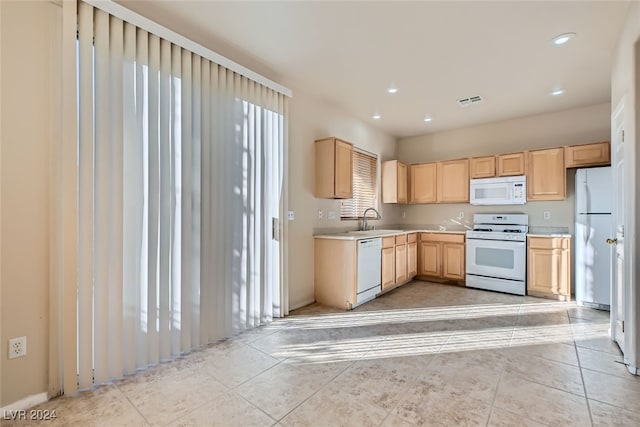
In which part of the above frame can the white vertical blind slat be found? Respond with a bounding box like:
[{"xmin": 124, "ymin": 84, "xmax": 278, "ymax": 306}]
[
  {"xmin": 108, "ymin": 14, "xmax": 124, "ymax": 380},
  {"xmin": 135, "ymin": 27, "xmax": 149, "ymax": 370},
  {"xmin": 92, "ymin": 8, "xmax": 111, "ymax": 384},
  {"xmin": 146, "ymin": 33, "xmax": 161, "ymax": 366},
  {"xmin": 122, "ymin": 21, "xmax": 138, "ymax": 376},
  {"xmin": 200, "ymin": 59, "xmax": 212, "ymax": 344},
  {"xmin": 158, "ymin": 38, "xmax": 172, "ymax": 360},
  {"xmin": 168, "ymin": 42, "xmax": 181, "ymax": 358},
  {"xmin": 180, "ymin": 47, "xmax": 193, "ymax": 353},
  {"xmin": 191, "ymin": 54, "xmax": 202, "ymax": 348},
  {"xmin": 77, "ymin": 1, "xmax": 94, "ymax": 390}
]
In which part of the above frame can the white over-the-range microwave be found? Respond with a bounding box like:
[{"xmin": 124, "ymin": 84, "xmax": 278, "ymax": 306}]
[{"xmin": 469, "ymin": 175, "xmax": 526, "ymax": 205}]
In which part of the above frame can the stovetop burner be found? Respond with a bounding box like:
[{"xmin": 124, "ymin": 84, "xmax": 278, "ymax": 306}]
[{"xmin": 467, "ymin": 213, "xmax": 529, "ymax": 242}]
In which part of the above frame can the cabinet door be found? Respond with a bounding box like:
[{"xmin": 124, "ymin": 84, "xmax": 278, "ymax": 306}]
[
  {"xmin": 382, "ymin": 160, "xmax": 408, "ymax": 204},
  {"xmin": 470, "ymin": 156, "xmax": 496, "ymax": 179},
  {"xmin": 419, "ymin": 241, "xmax": 440, "ymax": 276},
  {"xmin": 442, "ymin": 243, "xmax": 465, "ymax": 280},
  {"xmin": 497, "ymin": 152, "xmax": 525, "ymax": 176},
  {"xmin": 527, "ymin": 148, "xmax": 566, "ymax": 201},
  {"xmin": 409, "ymin": 163, "xmax": 437, "ymax": 203},
  {"xmin": 527, "ymin": 237, "xmax": 570, "ymax": 300},
  {"xmin": 397, "ymin": 162, "xmax": 408, "ymax": 204},
  {"xmin": 437, "ymin": 159, "xmax": 469, "ymax": 203},
  {"xmin": 565, "ymin": 141, "xmax": 611, "ymax": 168},
  {"xmin": 334, "ymin": 140, "xmax": 353, "ymax": 198},
  {"xmin": 395, "ymin": 244, "xmax": 407, "ymax": 284},
  {"xmin": 381, "ymin": 247, "xmax": 396, "ymax": 291},
  {"xmin": 407, "ymin": 241, "xmax": 418, "ymax": 278}
]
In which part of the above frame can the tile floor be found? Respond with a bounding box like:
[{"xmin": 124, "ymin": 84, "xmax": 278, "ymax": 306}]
[{"xmin": 7, "ymin": 281, "xmax": 640, "ymax": 426}]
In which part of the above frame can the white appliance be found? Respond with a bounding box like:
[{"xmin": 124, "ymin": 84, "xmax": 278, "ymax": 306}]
[
  {"xmin": 575, "ymin": 167, "xmax": 612, "ymax": 310},
  {"xmin": 355, "ymin": 238, "xmax": 382, "ymax": 307},
  {"xmin": 466, "ymin": 214, "xmax": 528, "ymax": 295},
  {"xmin": 470, "ymin": 176, "xmax": 527, "ymax": 205}
]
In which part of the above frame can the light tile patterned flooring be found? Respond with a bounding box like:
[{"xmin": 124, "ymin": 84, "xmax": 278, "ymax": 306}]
[{"xmin": 8, "ymin": 281, "xmax": 640, "ymax": 426}]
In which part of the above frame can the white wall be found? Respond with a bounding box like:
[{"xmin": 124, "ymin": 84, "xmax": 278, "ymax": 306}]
[
  {"xmin": 611, "ymin": 0, "xmax": 640, "ymax": 372},
  {"xmin": 396, "ymin": 103, "xmax": 611, "ymax": 232},
  {"xmin": 287, "ymin": 88, "xmax": 399, "ymax": 309},
  {"xmin": 1, "ymin": 0, "xmax": 58, "ymax": 407}
]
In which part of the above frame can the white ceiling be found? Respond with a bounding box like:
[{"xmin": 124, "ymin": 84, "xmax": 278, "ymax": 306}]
[{"xmin": 118, "ymin": 1, "xmax": 630, "ymax": 138}]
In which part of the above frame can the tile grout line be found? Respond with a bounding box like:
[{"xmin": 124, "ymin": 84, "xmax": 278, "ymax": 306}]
[
  {"xmin": 112, "ymin": 382, "xmax": 155, "ymax": 426},
  {"xmin": 376, "ymin": 351, "xmax": 440, "ymax": 426},
  {"xmin": 571, "ymin": 314, "xmax": 595, "ymax": 427},
  {"xmin": 485, "ymin": 360, "xmax": 507, "ymax": 427},
  {"xmin": 272, "ymin": 359, "xmax": 359, "ymax": 424}
]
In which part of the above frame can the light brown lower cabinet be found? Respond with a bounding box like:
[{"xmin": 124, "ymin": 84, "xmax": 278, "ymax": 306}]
[
  {"xmin": 381, "ymin": 245, "xmax": 396, "ymax": 291},
  {"xmin": 527, "ymin": 236, "xmax": 571, "ymax": 301},
  {"xmin": 407, "ymin": 236, "xmax": 418, "ymax": 278},
  {"xmin": 381, "ymin": 233, "xmax": 417, "ymax": 293},
  {"xmin": 395, "ymin": 235, "xmax": 408, "ymax": 284},
  {"xmin": 418, "ymin": 233, "xmax": 465, "ymax": 281}
]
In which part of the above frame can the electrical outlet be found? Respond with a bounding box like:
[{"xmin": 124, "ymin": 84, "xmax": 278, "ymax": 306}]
[
  {"xmin": 328, "ymin": 211, "xmax": 337, "ymax": 220},
  {"xmin": 8, "ymin": 336, "xmax": 27, "ymax": 359},
  {"xmin": 318, "ymin": 209, "xmax": 323, "ymax": 220},
  {"xmin": 459, "ymin": 211, "xmax": 465, "ymax": 219},
  {"xmin": 287, "ymin": 211, "xmax": 295, "ymax": 221},
  {"xmin": 543, "ymin": 211, "xmax": 551, "ymax": 220}
]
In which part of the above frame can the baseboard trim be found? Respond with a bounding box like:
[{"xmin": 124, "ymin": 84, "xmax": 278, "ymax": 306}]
[
  {"xmin": 1, "ymin": 392, "xmax": 49, "ymax": 413},
  {"xmin": 290, "ymin": 298, "xmax": 316, "ymax": 311}
]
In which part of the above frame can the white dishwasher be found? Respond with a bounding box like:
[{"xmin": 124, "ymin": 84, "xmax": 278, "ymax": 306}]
[{"xmin": 355, "ymin": 238, "xmax": 382, "ymax": 307}]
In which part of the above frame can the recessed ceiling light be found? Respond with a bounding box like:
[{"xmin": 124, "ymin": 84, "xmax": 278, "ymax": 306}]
[
  {"xmin": 423, "ymin": 116, "xmax": 433, "ymax": 123},
  {"xmin": 551, "ymin": 89, "xmax": 565, "ymax": 96},
  {"xmin": 552, "ymin": 32, "xmax": 576, "ymax": 46},
  {"xmin": 387, "ymin": 87, "xmax": 398, "ymax": 94},
  {"xmin": 372, "ymin": 113, "xmax": 382, "ymax": 120}
]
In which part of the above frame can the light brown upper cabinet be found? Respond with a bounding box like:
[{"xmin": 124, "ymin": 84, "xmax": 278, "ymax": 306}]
[
  {"xmin": 469, "ymin": 156, "xmax": 496, "ymax": 179},
  {"xmin": 382, "ymin": 160, "xmax": 408, "ymax": 204},
  {"xmin": 565, "ymin": 141, "xmax": 611, "ymax": 168},
  {"xmin": 437, "ymin": 159, "xmax": 469, "ymax": 203},
  {"xmin": 527, "ymin": 148, "xmax": 566, "ymax": 201},
  {"xmin": 409, "ymin": 162, "xmax": 437, "ymax": 203},
  {"xmin": 497, "ymin": 152, "xmax": 526, "ymax": 176},
  {"xmin": 315, "ymin": 137, "xmax": 353, "ymax": 199}
]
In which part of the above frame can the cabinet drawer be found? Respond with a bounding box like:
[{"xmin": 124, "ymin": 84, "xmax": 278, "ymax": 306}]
[
  {"xmin": 420, "ymin": 233, "xmax": 465, "ymax": 244},
  {"xmin": 407, "ymin": 233, "xmax": 417, "ymax": 243},
  {"xmin": 395, "ymin": 234, "xmax": 407, "ymax": 245},
  {"xmin": 528, "ymin": 237, "xmax": 569, "ymax": 250},
  {"xmin": 382, "ymin": 236, "xmax": 396, "ymax": 248}
]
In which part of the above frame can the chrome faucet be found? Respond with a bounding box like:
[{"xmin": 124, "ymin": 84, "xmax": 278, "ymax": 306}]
[{"xmin": 361, "ymin": 207, "xmax": 382, "ymax": 231}]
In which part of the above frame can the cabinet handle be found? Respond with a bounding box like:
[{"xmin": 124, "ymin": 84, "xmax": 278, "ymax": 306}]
[{"xmin": 606, "ymin": 238, "xmax": 617, "ymax": 245}]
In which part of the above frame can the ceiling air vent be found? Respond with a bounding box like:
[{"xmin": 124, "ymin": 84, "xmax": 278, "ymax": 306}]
[{"xmin": 457, "ymin": 95, "xmax": 483, "ymax": 107}]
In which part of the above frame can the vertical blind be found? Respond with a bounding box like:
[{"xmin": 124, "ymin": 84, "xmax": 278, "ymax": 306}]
[
  {"xmin": 340, "ymin": 150, "xmax": 378, "ymax": 219},
  {"xmin": 75, "ymin": 2, "xmax": 286, "ymax": 389}
]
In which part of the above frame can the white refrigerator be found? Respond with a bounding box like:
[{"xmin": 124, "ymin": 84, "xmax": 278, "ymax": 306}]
[{"xmin": 575, "ymin": 166, "xmax": 613, "ymax": 309}]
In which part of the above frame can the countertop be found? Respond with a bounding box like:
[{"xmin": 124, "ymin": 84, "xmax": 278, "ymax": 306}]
[
  {"xmin": 314, "ymin": 229, "xmax": 466, "ymax": 241},
  {"xmin": 527, "ymin": 233, "xmax": 572, "ymax": 238},
  {"xmin": 314, "ymin": 229, "xmax": 572, "ymax": 240}
]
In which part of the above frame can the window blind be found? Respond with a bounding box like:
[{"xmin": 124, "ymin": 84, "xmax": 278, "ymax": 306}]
[
  {"xmin": 72, "ymin": 0, "xmax": 287, "ymax": 393},
  {"xmin": 340, "ymin": 150, "xmax": 378, "ymax": 219}
]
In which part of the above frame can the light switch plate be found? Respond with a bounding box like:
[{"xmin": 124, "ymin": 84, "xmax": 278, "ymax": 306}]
[
  {"xmin": 328, "ymin": 211, "xmax": 337, "ymax": 220},
  {"xmin": 318, "ymin": 210, "xmax": 323, "ymax": 220}
]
